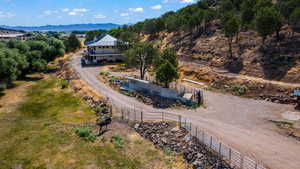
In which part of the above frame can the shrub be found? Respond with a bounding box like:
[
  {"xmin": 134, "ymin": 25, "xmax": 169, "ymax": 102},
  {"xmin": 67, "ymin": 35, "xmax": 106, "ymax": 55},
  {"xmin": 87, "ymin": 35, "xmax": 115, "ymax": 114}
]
[
  {"xmin": 112, "ymin": 135, "xmax": 123, "ymax": 148},
  {"xmin": 61, "ymin": 80, "xmax": 69, "ymax": 89},
  {"xmin": 163, "ymin": 147, "xmax": 173, "ymax": 156},
  {"xmin": 99, "ymin": 72, "xmax": 110, "ymax": 76},
  {"xmin": 231, "ymin": 85, "xmax": 247, "ymax": 96},
  {"xmin": 94, "ymin": 106, "xmax": 109, "ymax": 114},
  {"xmin": 75, "ymin": 127, "xmax": 97, "ymax": 142}
]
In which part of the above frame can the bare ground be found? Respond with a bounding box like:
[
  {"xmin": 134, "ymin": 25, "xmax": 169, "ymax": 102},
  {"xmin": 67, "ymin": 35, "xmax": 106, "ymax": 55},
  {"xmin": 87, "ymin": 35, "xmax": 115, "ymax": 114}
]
[{"xmin": 71, "ymin": 51, "xmax": 300, "ymax": 169}]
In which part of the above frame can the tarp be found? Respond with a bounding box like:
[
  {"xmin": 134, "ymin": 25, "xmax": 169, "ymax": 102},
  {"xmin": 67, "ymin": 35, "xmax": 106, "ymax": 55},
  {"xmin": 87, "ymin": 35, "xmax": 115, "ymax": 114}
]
[{"xmin": 293, "ymin": 90, "xmax": 300, "ymax": 96}]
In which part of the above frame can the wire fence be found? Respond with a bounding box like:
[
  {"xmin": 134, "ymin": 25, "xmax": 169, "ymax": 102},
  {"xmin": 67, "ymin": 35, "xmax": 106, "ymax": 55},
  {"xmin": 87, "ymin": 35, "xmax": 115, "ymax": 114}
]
[{"xmin": 114, "ymin": 105, "xmax": 267, "ymax": 169}]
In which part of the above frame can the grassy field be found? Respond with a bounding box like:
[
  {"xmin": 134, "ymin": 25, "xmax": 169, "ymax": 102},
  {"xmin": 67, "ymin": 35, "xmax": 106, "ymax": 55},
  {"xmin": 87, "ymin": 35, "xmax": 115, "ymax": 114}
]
[{"xmin": 0, "ymin": 76, "xmax": 188, "ymax": 169}]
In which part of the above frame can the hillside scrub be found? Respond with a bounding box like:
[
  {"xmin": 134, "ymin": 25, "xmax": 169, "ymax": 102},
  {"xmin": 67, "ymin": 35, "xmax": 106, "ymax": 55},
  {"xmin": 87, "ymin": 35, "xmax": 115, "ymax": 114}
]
[{"xmin": 111, "ymin": 0, "xmax": 300, "ymax": 82}]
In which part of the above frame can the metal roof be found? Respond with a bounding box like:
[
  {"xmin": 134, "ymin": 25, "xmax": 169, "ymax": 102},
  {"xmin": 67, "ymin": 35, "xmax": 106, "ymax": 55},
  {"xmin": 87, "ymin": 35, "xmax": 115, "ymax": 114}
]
[{"xmin": 87, "ymin": 34, "xmax": 118, "ymax": 47}]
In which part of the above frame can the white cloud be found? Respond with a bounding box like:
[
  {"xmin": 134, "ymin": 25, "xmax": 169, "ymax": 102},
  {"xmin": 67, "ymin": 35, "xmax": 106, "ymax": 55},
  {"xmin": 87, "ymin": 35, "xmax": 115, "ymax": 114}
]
[
  {"xmin": 0, "ymin": 11, "xmax": 15, "ymax": 18},
  {"xmin": 180, "ymin": 0, "xmax": 195, "ymax": 3},
  {"xmin": 162, "ymin": 0, "xmax": 195, "ymax": 3},
  {"xmin": 67, "ymin": 8, "xmax": 88, "ymax": 16},
  {"xmin": 68, "ymin": 11, "xmax": 76, "ymax": 16},
  {"xmin": 129, "ymin": 7, "xmax": 144, "ymax": 13},
  {"xmin": 151, "ymin": 5, "xmax": 162, "ymax": 10},
  {"xmin": 73, "ymin": 8, "xmax": 88, "ymax": 13},
  {"xmin": 43, "ymin": 10, "xmax": 59, "ymax": 16},
  {"xmin": 93, "ymin": 13, "xmax": 106, "ymax": 19},
  {"xmin": 120, "ymin": 13, "xmax": 129, "ymax": 17},
  {"xmin": 61, "ymin": 8, "xmax": 70, "ymax": 12}
]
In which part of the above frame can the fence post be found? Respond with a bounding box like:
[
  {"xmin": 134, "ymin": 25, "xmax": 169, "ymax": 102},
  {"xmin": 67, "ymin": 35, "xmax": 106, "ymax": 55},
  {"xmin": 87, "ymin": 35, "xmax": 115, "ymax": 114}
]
[
  {"xmin": 121, "ymin": 109, "xmax": 124, "ymax": 120},
  {"xmin": 178, "ymin": 115, "xmax": 182, "ymax": 128},
  {"xmin": 255, "ymin": 163, "xmax": 258, "ymax": 169},
  {"xmin": 127, "ymin": 111, "xmax": 130, "ymax": 122},
  {"xmin": 195, "ymin": 127, "xmax": 198, "ymax": 137},
  {"xmin": 240, "ymin": 155, "xmax": 244, "ymax": 169},
  {"xmin": 189, "ymin": 122, "xmax": 192, "ymax": 131},
  {"xmin": 210, "ymin": 136, "xmax": 213, "ymax": 148},
  {"xmin": 141, "ymin": 111, "xmax": 143, "ymax": 122},
  {"xmin": 229, "ymin": 148, "xmax": 232, "ymax": 163},
  {"xmin": 202, "ymin": 131, "xmax": 205, "ymax": 142},
  {"xmin": 219, "ymin": 142, "xmax": 222, "ymax": 154},
  {"xmin": 134, "ymin": 111, "xmax": 136, "ymax": 121},
  {"xmin": 162, "ymin": 112, "xmax": 164, "ymax": 121}
]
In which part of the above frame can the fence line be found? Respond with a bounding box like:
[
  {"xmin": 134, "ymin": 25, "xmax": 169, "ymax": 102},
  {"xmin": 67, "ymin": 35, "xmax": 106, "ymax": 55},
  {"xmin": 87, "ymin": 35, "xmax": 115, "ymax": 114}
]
[{"xmin": 115, "ymin": 105, "xmax": 266, "ymax": 169}]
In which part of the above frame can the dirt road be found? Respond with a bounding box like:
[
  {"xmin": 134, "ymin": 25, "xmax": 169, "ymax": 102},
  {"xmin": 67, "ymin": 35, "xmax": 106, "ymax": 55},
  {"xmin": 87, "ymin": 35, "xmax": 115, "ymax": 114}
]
[{"xmin": 71, "ymin": 52, "xmax": 300, "ymax": 169}]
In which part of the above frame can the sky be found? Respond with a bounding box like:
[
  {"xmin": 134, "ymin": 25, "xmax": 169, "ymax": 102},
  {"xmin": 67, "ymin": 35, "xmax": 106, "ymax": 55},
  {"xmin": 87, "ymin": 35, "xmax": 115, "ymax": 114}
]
[{"xmin": 0, "ymin": 0, "xmax": 196, "ymax": 26}]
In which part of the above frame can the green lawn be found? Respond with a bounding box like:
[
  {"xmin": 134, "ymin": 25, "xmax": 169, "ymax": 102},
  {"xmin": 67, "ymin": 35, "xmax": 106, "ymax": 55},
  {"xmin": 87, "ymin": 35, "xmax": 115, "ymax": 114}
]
[{"xmin": 0, "ymin": 76, "xmax": 188, "ymax": 169}]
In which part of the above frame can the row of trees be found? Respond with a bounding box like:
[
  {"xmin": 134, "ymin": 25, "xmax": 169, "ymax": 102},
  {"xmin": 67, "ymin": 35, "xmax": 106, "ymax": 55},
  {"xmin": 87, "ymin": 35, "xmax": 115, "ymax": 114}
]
[
  {"xmin": 112, "ymin": 0, "xmax": 300, "ymax": 58},
  {"xmin": 221, "ymin": 0, "xmax": 300, "ymax": 57},
  {"xmin": 0, "ymin": 33, "xmax": 81, "ymax": 89},
  {"xmin": 125, "ymin": 42, "xmax": 179, "ymax": 88}
]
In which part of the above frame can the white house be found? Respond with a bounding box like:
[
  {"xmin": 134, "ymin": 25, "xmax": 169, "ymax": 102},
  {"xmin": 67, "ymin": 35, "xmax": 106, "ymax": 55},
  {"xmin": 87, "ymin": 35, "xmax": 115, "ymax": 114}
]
[{"xmin": 83, "ymin": 34, "xmax": 124, "ymax": 64}]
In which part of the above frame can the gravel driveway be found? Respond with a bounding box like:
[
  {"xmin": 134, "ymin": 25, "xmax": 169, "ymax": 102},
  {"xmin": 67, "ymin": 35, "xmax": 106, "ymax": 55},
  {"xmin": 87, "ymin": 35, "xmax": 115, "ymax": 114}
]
[{"xmin": 71, "ymin": 52, "xmax": 300, "ymax": 169}]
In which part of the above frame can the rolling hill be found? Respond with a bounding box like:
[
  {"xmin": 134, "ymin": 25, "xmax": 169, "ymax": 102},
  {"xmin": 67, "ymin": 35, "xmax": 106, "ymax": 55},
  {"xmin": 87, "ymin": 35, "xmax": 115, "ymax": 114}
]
[{"xmin": 0, "ymin": 23, "xmax": 120, "ymax": 32}]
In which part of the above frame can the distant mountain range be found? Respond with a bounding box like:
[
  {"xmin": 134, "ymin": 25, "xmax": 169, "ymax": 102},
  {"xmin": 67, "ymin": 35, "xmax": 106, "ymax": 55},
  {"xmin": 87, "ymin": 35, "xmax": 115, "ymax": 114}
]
[{"xmin": 0, "ymin": 23, "xmax": 120, "ymax": 32}]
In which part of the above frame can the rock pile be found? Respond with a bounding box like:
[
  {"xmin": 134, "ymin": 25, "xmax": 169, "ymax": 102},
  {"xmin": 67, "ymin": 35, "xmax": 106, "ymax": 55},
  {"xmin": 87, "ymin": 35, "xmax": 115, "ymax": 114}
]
[
  {"xmin": 259, "ymin": 94, "xmax": 295, "ymax": 104},
  {"xmin": 133, "ymin": 122, "xmax": 232, "ymax": 169}
]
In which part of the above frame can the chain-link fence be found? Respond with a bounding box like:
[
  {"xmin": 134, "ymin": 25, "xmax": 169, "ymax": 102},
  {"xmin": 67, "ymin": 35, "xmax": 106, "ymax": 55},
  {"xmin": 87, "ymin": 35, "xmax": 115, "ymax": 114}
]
[{"xmin": 115, "ymin": 105, "xmax": 267, "ymax": 169}]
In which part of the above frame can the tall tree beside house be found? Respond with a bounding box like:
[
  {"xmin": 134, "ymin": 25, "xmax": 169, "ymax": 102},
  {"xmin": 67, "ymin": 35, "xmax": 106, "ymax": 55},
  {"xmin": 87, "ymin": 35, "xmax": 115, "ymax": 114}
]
[
  {"xmin": 125, "ymin": 42, "xmax": 158, "ymax": 80},
  {"xmin": 155, "ymin": 61, "xmax": 179, "ymax": 88},
  {"xmin": 64, "ymin": 33, "xmax": 81, "ymax": 53},
  {"xmin": 85, "ymin": 30, "xmax": 106, "ymax": 43}
]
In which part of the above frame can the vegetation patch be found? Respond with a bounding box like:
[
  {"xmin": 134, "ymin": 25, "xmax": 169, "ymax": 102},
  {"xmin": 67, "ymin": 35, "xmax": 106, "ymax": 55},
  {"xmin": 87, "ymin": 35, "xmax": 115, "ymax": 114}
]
[
  {"xmin": 0, "ymin": 76, "xmax": 189, "ymax": 169},
  {"xmin": 75, "ymin": 127, "xmax": 97, "ymax": 142}
]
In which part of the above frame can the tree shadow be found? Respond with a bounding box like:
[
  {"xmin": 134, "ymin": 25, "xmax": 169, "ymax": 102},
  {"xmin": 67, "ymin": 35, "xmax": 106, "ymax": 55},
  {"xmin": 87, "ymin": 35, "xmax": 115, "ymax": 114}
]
[
  {"xmin": 224, "ymin": 57, "xmax": 244, "ymax": 74},
  {"xmin": 260, "ymin": 37, "xmax": 299, "ymax": 80},
  {"xmin": 261, "ymin": 54, "xmax": 296, "ymax": 80},
  {"xmin": 19, "ymin": 76, "xmax": 43, "ymax": 82}
]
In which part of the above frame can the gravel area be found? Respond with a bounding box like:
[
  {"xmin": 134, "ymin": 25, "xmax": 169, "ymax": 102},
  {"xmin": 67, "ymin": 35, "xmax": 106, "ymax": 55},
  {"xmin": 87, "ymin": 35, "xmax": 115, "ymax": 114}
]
[{"xmin": 71, "ymin": 51, "xmax": 300, "ymax": 169}]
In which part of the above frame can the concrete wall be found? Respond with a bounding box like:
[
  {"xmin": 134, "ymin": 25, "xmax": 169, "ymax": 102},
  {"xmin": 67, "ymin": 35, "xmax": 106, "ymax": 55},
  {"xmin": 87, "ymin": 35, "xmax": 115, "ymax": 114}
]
[{"xmin": 123, "ymin": 78, "xmax": 192, "ymax": 104}]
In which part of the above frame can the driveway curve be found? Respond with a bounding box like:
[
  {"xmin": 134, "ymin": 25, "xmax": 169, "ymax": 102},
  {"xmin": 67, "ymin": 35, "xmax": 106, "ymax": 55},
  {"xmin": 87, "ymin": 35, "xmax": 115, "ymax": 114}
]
[{"xmin": 71, "ymin": 51, "xmax": 300, "ymax": 169}]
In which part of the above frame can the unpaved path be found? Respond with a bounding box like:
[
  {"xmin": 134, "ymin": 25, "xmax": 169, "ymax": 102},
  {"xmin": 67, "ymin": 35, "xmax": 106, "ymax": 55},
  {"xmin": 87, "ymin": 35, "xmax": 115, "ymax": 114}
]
[
  {"xmin": 180, "ymin": 61, "xmax": 300, "ymax": 88},
  {"xmin": 71, "ymin": 51, "xmax": 300, "ymax": 169}
]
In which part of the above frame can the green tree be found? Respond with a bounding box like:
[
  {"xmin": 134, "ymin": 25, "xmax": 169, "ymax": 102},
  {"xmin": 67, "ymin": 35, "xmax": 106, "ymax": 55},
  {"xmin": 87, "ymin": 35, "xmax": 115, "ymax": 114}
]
[
  {"xmin": 290, "ymin": 8, "xmax": 300, "ymax": 36},
  {"xmin": 155, "ymin": 61, "xmax": 179, "ymax": 88},
  {"xmin": 125, "ymin": 42, "xmax": 158, "ymax": 80},
  {"xmin": 64, "ymin": 33, "xmax": 81, "ymax": 53},
  {"xmin": 85, "ymin": 30, "xmax": 105, "ymax": 43},
  {"xmin": 223, "ymin": 15, "xmax": 240, "ymax": 58},
  {"xmin": 157, "ymin": 48, "xmax": 178, "ymax": 68},
  {"xmin": 255, "ymin": 7, "xmax": 282, "ymax": 46},
  {"xmin": 241, "ymin": 0, "xmax": 256, "ymax": 29}
]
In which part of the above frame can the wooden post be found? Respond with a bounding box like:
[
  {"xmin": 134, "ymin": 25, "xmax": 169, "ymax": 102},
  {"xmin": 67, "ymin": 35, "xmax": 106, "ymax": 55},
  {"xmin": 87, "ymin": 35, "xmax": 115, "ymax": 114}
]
[
  {"xmin": 141, "ymin": 111, "xmax": 143, "ymax": 122},
  {"xmin": 190, "ymin": 122, "xmax": 192, "ymax": 131},
  {"xmin": 178, "ymin": 115, "xmax": 182, "ymax": 128},
  {"xmin": 162, "ymin": 112, "xmax": 164, "ymax": 121},
  {"xmin": 240, "ymin": 155, "xmax": 244, "ymax": 169},
  {"xmin": 134, "ymin": 111, "xmax": 136, "ymax": 121},
  {"xmin": 229, "ymin": 148, "xmax": 232, "ymax": 163},
  {"xmin": 127, "ymin": 111, "xmax": 130, "ymax": 122},
  {"xmin": 195, "ymin": 127, "xmax": 198, "ymax": 137},
  {"xmin": 219, "ymin": 143, "xmax": 222, "ymax": 154},
  {"xmin": 210, "ymin": 136, "xmax": 213, "ymax": 148},
  {"xmin": 121, "ymin": 109, "xmax": 124, "ymax": 120},
  {"xmin": 202, "ymin": 132, "xmax": 205, "ymax": 142}
]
